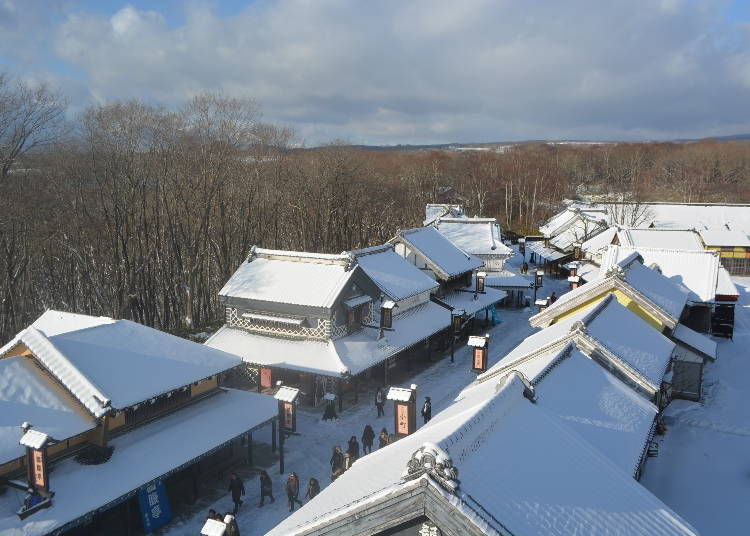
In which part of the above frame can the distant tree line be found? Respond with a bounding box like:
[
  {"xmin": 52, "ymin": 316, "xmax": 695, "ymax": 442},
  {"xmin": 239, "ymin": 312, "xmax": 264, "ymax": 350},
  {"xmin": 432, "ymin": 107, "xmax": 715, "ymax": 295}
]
[{"xmin": 1, "ymin": 72, "xmax": 749, "ymax": 341}]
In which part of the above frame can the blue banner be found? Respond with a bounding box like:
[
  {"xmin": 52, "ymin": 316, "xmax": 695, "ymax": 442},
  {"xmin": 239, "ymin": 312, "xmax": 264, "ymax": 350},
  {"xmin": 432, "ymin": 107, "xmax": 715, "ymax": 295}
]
[{"xmin": 138, "ymin": 479, "xmax": 172, "ymax": 533}]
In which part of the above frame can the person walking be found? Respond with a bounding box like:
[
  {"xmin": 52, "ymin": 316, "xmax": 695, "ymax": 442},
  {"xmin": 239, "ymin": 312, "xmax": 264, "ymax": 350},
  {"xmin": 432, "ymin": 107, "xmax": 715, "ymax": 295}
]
[
  {"xmin": 550, "ymin": 291, "xmax": 557, "ymax": 304},
  {"xmin": 258, "ymin": 470, "xmax": 275, "ymax": 507},
  {"xmin": 224, "ymin": 514, "xmax": 240, "ymax": 536},
  {"xmin": 421, "ymin": 397, "xmax": 432, "ymax": 424},
  {"xmin": 347, "ymin": 435, "xmax": 360, "ymax": 462},
  {"xmin": 378, "ymin": 427, "xmax": 390, "ymax": 449},
  {"xmin": 285, "ymin": 472, "xmax": 303, "ymax": 512},
  {"xmin": 362, "ymin": 424, "xmax": 375, "ymax": 455},
  {"xmin": 375, "ymin": 387, "xmax": 385, "ymax": 417},
  {"xmin": 305, "ymin": 477, "xmax": 320, "ymax": 501},
  {"xmin": 330, "ymin": 446, "xmax": 344, "ymax": 481},
  {"xmin": 227, "ymin": 473, "xmax": 245, "ymax": 515}
]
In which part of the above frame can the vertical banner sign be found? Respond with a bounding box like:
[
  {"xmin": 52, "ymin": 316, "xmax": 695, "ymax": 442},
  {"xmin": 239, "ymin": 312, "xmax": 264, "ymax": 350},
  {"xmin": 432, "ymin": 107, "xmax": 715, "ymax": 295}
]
[
  {"xmin": 138, "ymin": 480, "xmax": 172, "ymax": 533},
  {"xmin": 31, "ymin": 449, "xmax": 47, "ymax": 490},
  {"xmin": 473, "ymin": 348, "xmax": 484, "ymax": 370},
  {"xmin": 282, "ymin": 401, "xmax": 296, "ymax": 432},
  {"xmin": 260, "ymin": 368, "xmax": 272, "ymax": 388},
  {"xmin": 396, "ymin": 404, "xmax": 409, "ymax": 435}
]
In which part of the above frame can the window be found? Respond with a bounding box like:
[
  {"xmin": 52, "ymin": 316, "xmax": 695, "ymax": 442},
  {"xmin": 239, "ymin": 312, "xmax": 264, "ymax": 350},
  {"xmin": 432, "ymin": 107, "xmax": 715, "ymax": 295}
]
[
  {"xmin": 359, "ymin": 304, "xmax": 369, "ymax": 323},
  {"xmin": 347, "ymin": 309, "xmax": 355, "ymax": 326}
]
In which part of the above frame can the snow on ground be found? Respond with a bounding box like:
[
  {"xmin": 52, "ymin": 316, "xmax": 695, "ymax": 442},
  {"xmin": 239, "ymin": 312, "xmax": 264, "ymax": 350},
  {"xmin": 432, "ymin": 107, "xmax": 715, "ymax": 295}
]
[
  {"xmin": 161, "ymin": 246, "xmax": 570, "ymax": 536},
  {"xmin": 641, "ymin": 277, "xmax": 750, "ymax": 536}
]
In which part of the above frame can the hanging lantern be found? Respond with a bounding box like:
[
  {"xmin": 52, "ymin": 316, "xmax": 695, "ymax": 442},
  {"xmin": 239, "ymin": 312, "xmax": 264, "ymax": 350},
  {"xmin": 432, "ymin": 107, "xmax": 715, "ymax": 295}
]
[
  {"xmin": 451, "ymin": 310, "xmax": 464, "ymax": 334},
  {"xmin": 468, "ymin": 334, "xmax": 490, "ymax": 374},
  {"xmin": 476, "ymin": 272, "xmax": 486, "ymax": 293},
  {"xmin": 573, "ymin": 243, "xmax": 582, "ymax": 260},
  {"xmin": 380, "ymin": 300, "xmax": 396, "ymax": 329},
  {"xmin": 519, "ymin": 238, "xmax": 526, "ymax": 254},
  {"xmin": 387, "ymin": 384, "xmax": 417, "ymax": 436},
  {"xmin": 535, "ymin": 270, "xmax": 544, "ymax": 288}
]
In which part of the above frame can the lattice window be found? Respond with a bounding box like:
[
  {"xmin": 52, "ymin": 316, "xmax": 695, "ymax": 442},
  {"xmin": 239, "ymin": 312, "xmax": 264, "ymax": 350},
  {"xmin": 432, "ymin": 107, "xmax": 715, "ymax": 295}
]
[{"xmin": 226, "ymin": 308, "xmax": 330, "ymax": 340}]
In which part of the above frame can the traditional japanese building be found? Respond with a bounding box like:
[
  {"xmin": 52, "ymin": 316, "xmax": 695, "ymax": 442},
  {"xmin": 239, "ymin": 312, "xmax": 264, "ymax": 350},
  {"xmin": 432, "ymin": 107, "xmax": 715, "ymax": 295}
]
[
  {"xmin": 0, "ymin": 310, "xmax": 276, "ymax": 536},
  {"xmin": 431, "ymin": 217, "xmax": 513, "ymax": 271},
  {"xmin": 266, "ymin": 370, "xmax": 698, "ymax": 536},
  {"xmin": 698, "ymin": 229, "xmax": 750, "ymax": 276}
]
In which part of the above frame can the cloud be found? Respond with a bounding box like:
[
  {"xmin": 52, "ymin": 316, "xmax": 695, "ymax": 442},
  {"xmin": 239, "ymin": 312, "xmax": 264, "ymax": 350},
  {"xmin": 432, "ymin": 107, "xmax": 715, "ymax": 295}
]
[{"xmin": 9, "ymin": 0, "xmax": 750, "ymax": 143}]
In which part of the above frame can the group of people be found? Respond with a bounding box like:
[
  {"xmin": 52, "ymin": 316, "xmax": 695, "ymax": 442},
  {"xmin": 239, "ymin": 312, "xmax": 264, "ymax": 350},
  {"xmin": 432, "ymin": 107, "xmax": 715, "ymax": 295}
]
[
  {"xmin": 204, "ymin": 510, "xmax": 240, "ymax": 536},
  {"xmin": 226, "ymin": 470, "xmax": 321, "ymax": 519},
  {"xmin": 329, "ymin": 424, "xmax": 395, "ymax": 481},
  {"xmin": 282, "ymin": 472, "xmax": 321, "ymax": 512}
]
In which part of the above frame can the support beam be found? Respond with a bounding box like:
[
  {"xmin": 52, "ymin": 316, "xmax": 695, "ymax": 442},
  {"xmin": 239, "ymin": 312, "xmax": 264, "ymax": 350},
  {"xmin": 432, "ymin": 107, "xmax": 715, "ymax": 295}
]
[
  {"xmin": 337, "ymin": 379, "xmax": 343, "ymax": 412},
  {"xmin": 279, "ymin": 427, "xmax": 285, "ymax": 474},
  {"xmin": 271, "ymin": 421, "xmax": 277, "ymax": 452},
  {"xmin": 354, "ymin": 376, "xmax": 359, "ymax": 405},
  {"xmin": 247, "ymin": 432, "xmax": 253, "ymax": 466}
]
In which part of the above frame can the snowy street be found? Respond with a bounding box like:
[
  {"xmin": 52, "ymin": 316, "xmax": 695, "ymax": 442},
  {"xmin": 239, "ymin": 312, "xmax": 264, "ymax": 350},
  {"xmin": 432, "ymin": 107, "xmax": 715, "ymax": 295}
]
[
  {"xmin": 642, "ymin": 277, "xmax": 750, "ymax": 536},
  {"xmin": 162, "ymin": 249, "xmax": 570, "ymax": 536}
]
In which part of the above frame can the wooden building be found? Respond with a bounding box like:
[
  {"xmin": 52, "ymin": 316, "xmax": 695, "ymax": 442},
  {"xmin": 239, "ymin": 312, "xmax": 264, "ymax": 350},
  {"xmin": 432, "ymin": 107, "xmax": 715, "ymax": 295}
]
[{"xmin": 0, "ymin": 311, "xmax": 276, "ymax": 536}]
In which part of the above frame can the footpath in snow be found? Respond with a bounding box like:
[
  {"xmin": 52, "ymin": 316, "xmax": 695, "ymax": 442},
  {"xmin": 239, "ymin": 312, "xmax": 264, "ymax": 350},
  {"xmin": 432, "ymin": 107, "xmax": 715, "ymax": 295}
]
[
  {"xmin": 642, "ymin": 277, "xmax": 750, "ymax": 536},
  {"xmin": 162, "ymin": 248, "xmax": 568, "ymax": 536}
]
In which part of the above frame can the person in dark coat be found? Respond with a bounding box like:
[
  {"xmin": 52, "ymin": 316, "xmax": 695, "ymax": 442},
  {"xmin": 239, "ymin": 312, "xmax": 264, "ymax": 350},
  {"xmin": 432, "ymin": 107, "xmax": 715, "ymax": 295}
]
[
  {"xmin": 258, "ymin": 470, "xmax": 275, "ymax": 507},
  {"xmin": 361, "ymin": 424, "xmax": 375, "ymax": 455},
  {"xmin": 375, "ymin": 387, "xmax": 385, "ymax": 417},
  {"xmin": 228, "ymin": 473, "xmax": 245, "ymax": 514},
  {"xmin": 330, "ymin": 446, "xmax": 344, "ymax": 481},
  {"xmin": 521, "ymin": 262, "xmax": 528, "ymax": 275},
  {"xmin": 347, "ymin": 436, "xmax": 360, "ymax": 461},
  {"xmin": 305, "ymin": 478, "xmax": 320, "ymax": 501},
  {"xmin": 421, "ymin": 397, "xmax": 432, "ymax": 424},
  {"xmin": 224, "ymin": 513, "xmax": 240, "ymax": 536},
  {"xmin": 285, "ymin": 472, "xmax": 303, "ymax": 512},
  {"xmin": 378, "ymin": 427, "xmax": 390, "ymax": 449},
  {"xmin": 550, "ymin": 291, "xmax": 557, "ymax": 304}
]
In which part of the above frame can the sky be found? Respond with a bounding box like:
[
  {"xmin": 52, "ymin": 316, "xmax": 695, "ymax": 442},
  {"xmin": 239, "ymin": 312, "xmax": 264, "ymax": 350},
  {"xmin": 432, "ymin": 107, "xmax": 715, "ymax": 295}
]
[{"xmin": 1, "ymin": 0, "xmax": 750, "ymax": 145}]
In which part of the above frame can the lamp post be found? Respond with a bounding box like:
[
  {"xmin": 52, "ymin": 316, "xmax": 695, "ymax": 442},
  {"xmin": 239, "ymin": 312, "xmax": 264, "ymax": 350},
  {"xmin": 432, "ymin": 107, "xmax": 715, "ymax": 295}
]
[
  {"xmin": 532, "ymin": 270, "xmax": 544, "ymax": 305},
  {"xmin": 274, "ymin": 383, "xmax": 300, "ymax": 474},
  {"xmin": 450, "ymin": 309, "xmax": 464, "ymax": 363},
  {"xmin": 519, "ymin": 238, "xmax": 526, "ymax": 261}
]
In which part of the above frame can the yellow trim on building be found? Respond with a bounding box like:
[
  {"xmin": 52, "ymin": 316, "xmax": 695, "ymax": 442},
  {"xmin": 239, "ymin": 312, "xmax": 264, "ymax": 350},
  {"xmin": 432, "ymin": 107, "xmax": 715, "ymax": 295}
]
[{"xmin": 551, "ymin": 290, "xmax": 664, "ymax": 331}]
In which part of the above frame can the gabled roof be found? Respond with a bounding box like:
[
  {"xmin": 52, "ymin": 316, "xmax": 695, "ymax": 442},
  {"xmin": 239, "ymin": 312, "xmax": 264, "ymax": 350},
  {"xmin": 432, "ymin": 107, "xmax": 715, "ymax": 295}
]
[
  {"xmin": 534, "ymin": 255, "xmax": 690, "ymax": 328},
  {"xmin": 672, "ymin": 324, "xmax": 717, "ymax": 361},
  {"xmin": 489, "ymin": 343, "xmax": 658, "ymax": 477},
  {"xmin": 698, "ymin": 228, "xmax": 750, "ymax": 247},
  {"xmin": 432, "ymin": 218, "xmax": 513, "ymax": 257},
  {"xmin": 219, "ymin": 247, "xmax": 357, "ymax": 309},
  {"xmin": 0, "ymin": 311, "xmax": 242, "ymax": 415},
  {"xmin": 268, "ymin": 372, "xmax": 697, "ymax": 536},
  {"xmin": 616, "ymin": 228, "xmax": 704, "ymax": 250},
  {"xmin": 600, "ymin": 245, "xmax": 721, "ymax": 302},
  {"xmin": 424, "ymin": 203, "xmax": 464, "ymax": 226},
  {"xmin": 581, "ymin": 226, "xmax": 618, "ymax": 256},
  {"xmin": 550, "ymin": 217, "xmax": 608, "ymax": 252},
  {"xmin": 487, "ymin": 295, "xmax": 675, "ymax": 392},
  {"xmin": 0, "ymin": 355, "xmax": 96, "ymax": 465},
  {"xmin": 390, "ymin": 226, "xmax": 484, "ymax": 280},
  {"xmin": 348, "ymin": 244, "xmax": 438, "ymax": 301},
  {"xmin": 540, "ymin": 207, "xmax": 607, "ymax": 240}
]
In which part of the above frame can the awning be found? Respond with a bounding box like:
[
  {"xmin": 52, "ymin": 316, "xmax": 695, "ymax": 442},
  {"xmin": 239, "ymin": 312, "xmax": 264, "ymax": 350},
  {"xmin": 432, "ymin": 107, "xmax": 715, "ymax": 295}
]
[
  {"xmin": 343, "ymin": 295, "xmax": 372, "ymax": 309},
  {"xmin": 242, "ymin": 312, "xmax": 304, "ymax": 326},
  {"xmin": 526, "ymin": 241, "xmax": 568, "ymax": 262},
  {"xmin": 441, "ymin": 283, "xmax": 507, "ymax": 316},
  {"xmin": 0, "ymin": 389, "xmax": 277, "ymax": 536}
]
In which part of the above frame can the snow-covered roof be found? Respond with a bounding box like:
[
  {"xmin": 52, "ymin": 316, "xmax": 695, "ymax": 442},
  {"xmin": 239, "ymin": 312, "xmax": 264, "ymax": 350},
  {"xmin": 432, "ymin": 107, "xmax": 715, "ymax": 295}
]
[
  {"xmin": 386, "ymin": 386, "xmax": 414, "ymax": 401},
  {"xmin": 274, "ymin": 386, "xmax": 300, "ymax": 402},
  {"xmin": 19, "ymin": 429, "xmax": 50, "ymax": 449},
  {"xmin": 581, "ymin": 226, "xmax": 617, "ymax": 256},
  {"xmin": 390, "ymin": 226, "xmax": 484, "ymax": 279},
  {"xmin": 698, "ymin": 229, "xmax": 750, "ymax": 247},
  {"xmin": 484, "ymin": 270, "xmax": 531, "ymax": 289},
  {"xmin": 616, "ymin": 228, "xmax": 704, "ymax": 250},
  {"xmin": 423, "ymin": 203, "xmax": 464, "ymax": 226},
  {"xmin": 526, "ymin": 240, "xmax": 568, "ymax": 261},
  {"xmin": 0, "ymin": 311, "xmax": 242, "ymax": 415},
  {"xmin": 500, "ymin": 343, "xmax": 658, "ymax": 477},
  {"xmin": 542, "ymin": 256, "xmax": 689, "ymax": 326},
  {"xmin": 0, "ymin": 389, "xmax": 276, "ymax": 536},
  {"xmin": 490, "ymin": 295, "xmax": 675, "ymax": 391},
  {"xmin": 672, "ymin": 324, "xmax": 717, "ymax": 361},
  {"xmin": 219, "ymin": 248, "xmax": 356, "ymax": 309},
  {"xmin": 348, "ymin": 244, "xmax": 438, "ymax": 301},
  {"xmin": 268, "ymin": 372, "xmax": 697, "ymax": 536},
  {"xmin": 206, "ymin": 301, "xmax": 451, "ymax": 377},
  {"xmin": 716, "ymin": 266, "xmax": 739, "ymax": 298},
  {"xmin": 600, "ymin": 245, "xmax": 721, "ymax": 302},
  {"xmin": 439, "ymin": 281, "xmax": 507, "ymax": 316},
  {"xmin": 550, "ymin": 217, "xmax": 607, "ymax": 252},
  {"xmin": 432, "ymin": 218, "xmax": 513, "ymax": 258}
]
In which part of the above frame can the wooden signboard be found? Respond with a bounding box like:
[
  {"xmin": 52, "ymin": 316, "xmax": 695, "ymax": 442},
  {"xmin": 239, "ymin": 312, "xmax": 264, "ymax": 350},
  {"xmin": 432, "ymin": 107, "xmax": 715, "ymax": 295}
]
[
  {"xmin": 394, "ymin": 402, "xmax": 416, "ymax": 436},
  {"xmin": 473, "ymin": 348, "xmax": 485, "ymax": 372},
  {"xmin": 27, "ymin": 448, "xmax": 48, "ymax": 492},
  {"xmin": 260, "ymin": 368, "xmax": 272, "ymax": 388},
  {"xmin": 380, "ymin": 307, "xmax": 393, "ymax": 329},
  {"xmin": 281, "ymin": 401, "xmax": 296, "ymax": 432}
]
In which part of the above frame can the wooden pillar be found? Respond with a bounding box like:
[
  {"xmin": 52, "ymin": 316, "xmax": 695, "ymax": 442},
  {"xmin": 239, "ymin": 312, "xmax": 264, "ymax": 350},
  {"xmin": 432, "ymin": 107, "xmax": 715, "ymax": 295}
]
[
  {"xmin": 125, "ymin": 496, "xmax": 132, "ymax": 536},
  {"xmin": 279, "ymin": 426, "xmax": 285, "ymax": 475},
  {"xmin": 354, "ymin": 376, "xmax": 359, "ymax": 405},
  {"xmin": 256, "ymin": 367, "xmax": 261, "ymax": 393},
  {"xmin": 271, "ymin": 421, "xmax": 277, "ymax": 453},
  {"xmin": 427, "ymin": 337, "xmax": 432, "ymax": 362},
  {"xmin": 383, "ymin": 361, "xmax": 388, "ymax": 386},
  {"xmin": 337, "ymin": 379, "xmax": 343, "ymax": 412},
  {"xmin": 247, "ymin": 432, "xmax": 253, "ymax": 466}
]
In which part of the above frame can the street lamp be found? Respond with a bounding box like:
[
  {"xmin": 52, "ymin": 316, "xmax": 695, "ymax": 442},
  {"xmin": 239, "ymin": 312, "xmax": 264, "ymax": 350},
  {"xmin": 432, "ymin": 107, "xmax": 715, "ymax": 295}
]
[
  {"xmin": 450, "ymin": 309, "xmax": 465, "ymax": 363},
  {"xmin": 274, "ymin": 382, "xmax": 301, "ymax": 474},
  {"xmin": 519, "ymin": 238, "xmax": 526, "ymax": 261},
  {"xmin": 532, "ymin": 270, "xmax": 544, "ymax": 305}
]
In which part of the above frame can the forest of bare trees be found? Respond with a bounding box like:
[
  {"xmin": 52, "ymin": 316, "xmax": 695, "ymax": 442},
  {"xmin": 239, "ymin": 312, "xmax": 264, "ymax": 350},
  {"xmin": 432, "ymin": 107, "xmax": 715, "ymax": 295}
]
[{"xmin": 1, "ymin": 74, "xmax": 749, "ymax": 342}]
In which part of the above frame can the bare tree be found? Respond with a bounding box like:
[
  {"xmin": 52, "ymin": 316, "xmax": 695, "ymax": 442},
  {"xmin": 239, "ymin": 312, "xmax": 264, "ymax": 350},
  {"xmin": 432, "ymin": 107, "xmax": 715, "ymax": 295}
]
[{"xmin": 0, "ymin": 73, "xmax": 67, "ymax": 177}]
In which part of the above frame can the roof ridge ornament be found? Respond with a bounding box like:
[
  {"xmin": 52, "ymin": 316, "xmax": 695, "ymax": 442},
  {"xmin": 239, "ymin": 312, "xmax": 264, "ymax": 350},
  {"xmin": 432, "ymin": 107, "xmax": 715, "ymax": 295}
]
[
  {"xmin": 402, "ymin": 442, "xmax": 459, "ymax": 493},
  {"xmin": 604, "ymin": 264, "xmax": 626, "ymax": 280}
]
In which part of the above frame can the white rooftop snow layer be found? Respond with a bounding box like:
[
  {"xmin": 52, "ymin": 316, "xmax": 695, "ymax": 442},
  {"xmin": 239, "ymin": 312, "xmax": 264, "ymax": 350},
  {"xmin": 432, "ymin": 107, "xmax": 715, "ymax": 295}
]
[
  {"xmin": 581, "ymin": 226, "xmax": 617, "ymax": 256},
  {"xmin": 490, "ymin": 296, "xmax": 674, "ymax": 389},
  {"xmin": 433, "ymin": 218, "xmax": 513, "ymax": 257},
  {"xmin": 274, "ymin": 386, "xmax": 300, "ymax": 402},
  {"xmin": 526, "ymin": 240, "xmax": 567, "ymax": 261},
  {"xmin": 206, "ymin": 301, "xmax": 451, "ymax": 377},
  {"xmin": 1, "ymin": 311, "xmax": 242, "ymax": 414},
  {"xmin": 219, "ymin": 254, "xmax": 355, "ymax": 308},
  {"xmin": 672, "ymin": 324, "xmax": 718, "ymax": 360},
  {"xmin": 509, "ymin": 344, "xmax": 658, "ymax": 477},
  {"xmin": 484, "ymin": 270, "xmax": 531, "ymax": 289},
  {"xmin": 716, "ymin": 266, "xmax": 739, "ymax": 297},
  {"xmin": 698, "ymin": 228, "xmax": 750, "ymax": 247},
  {"xmin": 19, "ymin": 429, "xmax": 50, "ymax": 449},
  {"xmin": 550, "ymin": 218, "xmax": 607, "ymax": 252},
  {"xmin": 349, "ymin": 245, "xmax": 438, "ymax": 301},
  {"xmin": 393, "ymin": 226, "xmax": 484, "ymax": 278},
  {"xmin": 423, "ymin": 203, "xmax": 464, "ymax": 226},
  {"xmin": 267, "ymin": 373, "xmax": 698, "ymax": 536},
  {"xmin": 440, "ymin": 282, "xmax": 507, "ymax": 316},
  {"xmin": 600, "ymin": 245, "xmax": 720, "ymax": 302},
  {"xmin": 0, "ymin": 389, "xmax": 276, "ymax": 536},
  {"xmin": 617, "ymin": 228, "xmax": 704, "ymax": 250},
  {"xmin": 0, "ymin": 355, "xmax": 96, "ymax": 466}
]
